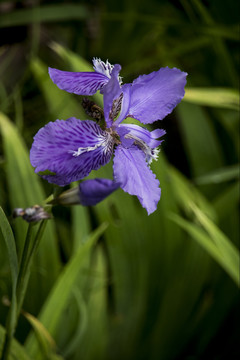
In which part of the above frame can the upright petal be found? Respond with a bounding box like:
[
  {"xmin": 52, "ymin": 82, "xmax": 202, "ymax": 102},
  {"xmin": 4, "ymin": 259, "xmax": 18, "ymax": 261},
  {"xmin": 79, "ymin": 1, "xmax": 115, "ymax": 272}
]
[
  {"xmin": 113, "ymin": 84, "xmax": 131, "ymax": 126},
  {"xmin": 128, "ymin": 67, "xmax": 187, "ymax": 124},
  {"xmin": 30, "ymin": 118, "xmax": 114, "ymax": 186},
  {"xmin": 48, "ymin": 67, "xmax": 109, "ymax": 95},
  {"xmin": 102, "ymin": 64, "xmax": 122, "ymax": 127},
  {"xmin": 113, "ymin": 145, "xmax": 161, "ymax": 215}
]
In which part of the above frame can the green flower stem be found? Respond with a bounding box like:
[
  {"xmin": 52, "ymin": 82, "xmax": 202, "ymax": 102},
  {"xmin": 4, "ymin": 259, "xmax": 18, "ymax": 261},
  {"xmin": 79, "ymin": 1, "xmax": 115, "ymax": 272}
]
[
  {"xmin": 0, "ymin": 294, "xmax": 17, "ymax": 360},
  {"xmin": 16, "ymin": 220, "xmax": 47, "ymax": 318},
  {"xmin": 16, "ymin": 223, "xmax": 34, "ymax": 316},
  {"xmin": 0, "ymin": 223, "xmax": 34, "ymax": 360},
  {"xmin": 1, "ymin": 220, "xmax": 48, "ymax": 360}
]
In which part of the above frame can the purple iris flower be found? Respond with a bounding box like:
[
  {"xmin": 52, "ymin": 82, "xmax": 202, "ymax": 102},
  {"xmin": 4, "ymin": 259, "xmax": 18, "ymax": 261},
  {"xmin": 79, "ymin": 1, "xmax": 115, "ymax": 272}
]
[{"xmin": 30, "ymin": 59, "xmax": 187, "ymax": 214}]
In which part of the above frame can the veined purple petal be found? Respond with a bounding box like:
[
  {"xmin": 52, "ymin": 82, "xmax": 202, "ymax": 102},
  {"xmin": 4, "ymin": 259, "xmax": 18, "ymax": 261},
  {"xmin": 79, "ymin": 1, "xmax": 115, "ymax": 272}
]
[
  {"xmin": 118, "ymin": 124, "xmax": 166, "ymax": 148},
  {"xmin": 30, "ymin": 118, "xmax": 114, "ymax": 186},
  {"xmin": 113, "ymin": 145, "xmax": 161, "ymax": 215},
  {"xmin": 128, "ymin": 67, "xmax": 187, "ymax": 124},
  {"xmin": 102, "ymin": 64, "xmax": 122, "ymax": 127},
  {"xmin": 79, "ymin": 178, "xmax": 120, "ymax": 206},
  {"xmin": 48, "ymin": 68, "xmax": 109, "ymax": 95}
]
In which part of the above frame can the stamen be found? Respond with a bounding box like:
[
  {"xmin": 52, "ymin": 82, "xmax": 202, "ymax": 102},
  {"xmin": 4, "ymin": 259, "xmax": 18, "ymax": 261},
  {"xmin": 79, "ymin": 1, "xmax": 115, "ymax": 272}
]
[
  {"xmin": 125, "ymin": 133, "xmax": 160, "ymax": 164},
  {"xmin": 110, "ymin": 93, "xmax": 123, "ymax": 120}
]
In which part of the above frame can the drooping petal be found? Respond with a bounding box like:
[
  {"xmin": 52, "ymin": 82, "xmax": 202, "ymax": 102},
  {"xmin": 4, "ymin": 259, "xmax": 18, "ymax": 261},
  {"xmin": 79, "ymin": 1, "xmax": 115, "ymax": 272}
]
[
  {"xmin": 102, "ymin": 64, "xmax": 122, "ymax": 127},
  {"xmin": 30, "ymin": 118, "xmax": 114, "ymax": 186},
  {"xmin": 48, "ymin": 67, "xmax": 109, "ymax": 95},
  {"xmin": 128, "ymin": 67, "xmax": 187, "ymax": 124},
  {"xmin": 118, "ymin": 124, "xmax": 166, "ymax": 148},
  {"xmin": 79, "ymin": 178, "xmax": 120, "ymax": 206},
  {"xmin": 113, "ymin": 145, "xmax": 161, "ymax": 215}
]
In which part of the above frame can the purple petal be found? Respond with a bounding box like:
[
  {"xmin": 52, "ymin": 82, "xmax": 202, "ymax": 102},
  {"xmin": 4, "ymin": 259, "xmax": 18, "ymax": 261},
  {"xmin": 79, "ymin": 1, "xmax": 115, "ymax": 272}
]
[
  {"xmin": 113, "ymin": 84, "xmax": 131, "ymax": 126},
  {"xmin": 102, "ymin": 64, "xmax": 122, "ymax": 127},
  {"xmin": 79, "ymin": 178, "xmax": 120, "ymax": 206},
  {"xmin": 30, "ymin": 118, "xmax": 113, "ymax": 186},
  {"xmin": 113, "ymin": 145, "xmax": 161, "ymax": 215},
  {"xmin": 48, "ymin": 67, "xmax": 109, "ymax": 95},
  {"xmin": 118, "ymin": 124, "xmax": 166, "ymax": 148},
  {"xmin": 128, "ymin": 67, "xmax": 187, "ymax": 124}
]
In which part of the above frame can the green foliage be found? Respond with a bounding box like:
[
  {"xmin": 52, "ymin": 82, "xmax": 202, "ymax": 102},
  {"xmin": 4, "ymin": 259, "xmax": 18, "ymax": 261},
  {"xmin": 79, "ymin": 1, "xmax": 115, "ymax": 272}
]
[{"xmin": 0, "ymin": 0, "xmax": 239, "ymax": 359}]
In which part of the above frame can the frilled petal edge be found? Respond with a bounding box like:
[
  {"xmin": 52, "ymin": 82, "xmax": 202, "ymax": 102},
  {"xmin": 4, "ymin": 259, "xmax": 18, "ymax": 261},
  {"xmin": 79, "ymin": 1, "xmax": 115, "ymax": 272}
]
[
  {"xmin": 113, "ymin": 145, "xmax": 161, "ymax": 214},
  {"xmin": 48, "ymin": 67, "xmax": 109, "ymax": 96},
  {"xmin": 128, "ymin": 67, "xmax": 187, "ymax": 124},
  {"xmin": 30, "ymin": 118, "xmax": 114, "ymax": 186}
]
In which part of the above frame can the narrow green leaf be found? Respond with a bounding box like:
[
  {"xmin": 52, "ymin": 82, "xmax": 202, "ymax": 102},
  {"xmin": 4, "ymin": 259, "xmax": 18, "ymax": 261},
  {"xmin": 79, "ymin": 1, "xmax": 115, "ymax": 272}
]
[
  {"xmin": 25, "ymin": 223, "xmax": 108, "ymax": 359},
  {"xmin": 0, "ymin": 5, "xmax": 88, "ymax": 28},
  {"xmin": 170, "ymin": 212, "xmax": 240, "ymax": 286},
  {"xmin": 61, "ymin": 288, "xmax": 88, "ymax": 357},
  {"xmin": 194, "ymin": 164, "xmax": 239, "ymax": 184},
  {"xmin": 0, "ymin": 325, "xmax": 31, "ymax": 360},
  {"xmin": 0, "ymin": 207, "xmax": 18, "ymax": 289},
  {"xmin": 0, "ymin": 112, "xmax": 60, "ymax": 311},
  {"xmin": 213, "ymin": 181, "xmax": 239, "ymax": 220},
  {"xmin": 23, "ymin": 311, "xmax": 63, "ymax": 360},
  {"xmin": 184, "ymin": 88, "xmax": 239, "ymax": 111},
  {"xmin": 177, "ymin": 102, "xmax": 223, "ymax": 178}
]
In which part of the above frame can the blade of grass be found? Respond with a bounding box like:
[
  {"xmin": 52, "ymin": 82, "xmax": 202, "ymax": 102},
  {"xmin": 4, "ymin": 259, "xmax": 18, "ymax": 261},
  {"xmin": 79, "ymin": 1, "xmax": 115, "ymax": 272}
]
[
  {"xmin": 0, "ymin": 112, "xmax": 61, "ymax": 313},
  {"xmin": 194, "ymin": 164, "xmax": 239, "ymax": 185},
  {"xmin": 25, "ymin": 223, "xmax": 108, "ymax": 359},
  {"xmin": 0, "ymin": 5, "xmax": 88, "ymax": 28},
  {"xmin": 169, "ymin": 212, "xmax": 239, "ymax": 286},
  {"xmin": 0, "ymin": 207, "xmax": 18, "ymax": 359},
  {"xmin": 0, "ymin": 325, "xmax": 31, "ymax": 360},
  {"xmin": 184, "ymin": 88, "xmax": 240, "ymax": 111}
]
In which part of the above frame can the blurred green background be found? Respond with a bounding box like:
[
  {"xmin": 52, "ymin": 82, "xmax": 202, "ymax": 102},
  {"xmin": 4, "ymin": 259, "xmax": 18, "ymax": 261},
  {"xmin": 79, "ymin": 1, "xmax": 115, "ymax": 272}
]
[{"xmin": 0, "ymin": 0, "xmax": 239, "ymax": 359}]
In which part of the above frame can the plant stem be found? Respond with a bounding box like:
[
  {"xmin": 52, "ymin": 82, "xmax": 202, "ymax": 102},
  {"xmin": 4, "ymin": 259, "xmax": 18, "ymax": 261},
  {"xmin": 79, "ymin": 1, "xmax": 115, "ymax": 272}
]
[
  {"xmin": 0, "ymin": 220, "xmax": 48, "ymax": 360},
  {"xmin": 0, "ymin": 223, "xmax": 34, "ymax": 360},
  {"xmin": 16, "ymin": 223, "xmax": 34, "ymax": 317}
]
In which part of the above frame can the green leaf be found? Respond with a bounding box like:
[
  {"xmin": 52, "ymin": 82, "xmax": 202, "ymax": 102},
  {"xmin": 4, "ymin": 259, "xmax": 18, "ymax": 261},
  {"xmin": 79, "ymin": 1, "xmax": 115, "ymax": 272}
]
[
  {"xmin": 0, "ymin": 325, "xmax": 31, "ymax": 360},
  {"xmin": 0, "ymin": 207, "xmax": 18, "ymax": 344},
  {"xmin": 177, "ymin": 102, "xmax": 223, "ymax": 178},
  {"xmin": 194, "ymin": 164, "xmax": 239, "ymax": 184},
  {"xmin": 25, "ymin": 223, "xmax": 108, "ymax": 359},
  {"xmin": 0, "ymin": 112, "xmax": 60, "ymax": 312},
  {"xmin": 0, "ymin": 207, "xmax": 18, "ymax": 290},
  {"xmin": 61, "ymin": 288, "xmax": 88, "ymax": 358},
  {"xmin": 23, "ymin": 311, "xmax": 63, "ymax": 360},
  {"xmin": 0, "ymin": 5, "xmax": 88, "ymax": 28},
  {"xmin": 170, "ymin": 211, "xmax": 240, "ymax": 286},
  {"xmin": 184, "ymin": 88, "xmax": 239, "ymax": 111}
]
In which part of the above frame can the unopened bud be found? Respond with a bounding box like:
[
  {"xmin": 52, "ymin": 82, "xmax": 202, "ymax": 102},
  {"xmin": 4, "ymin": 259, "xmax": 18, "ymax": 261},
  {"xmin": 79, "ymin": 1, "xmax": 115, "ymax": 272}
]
[
  {"xmin": 49, "ymin": 178, "xmax": 120, "ymax": 207},
  {"xmin": 13, "ymin": 205, "xmax": 51, "ymax": 223}
]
